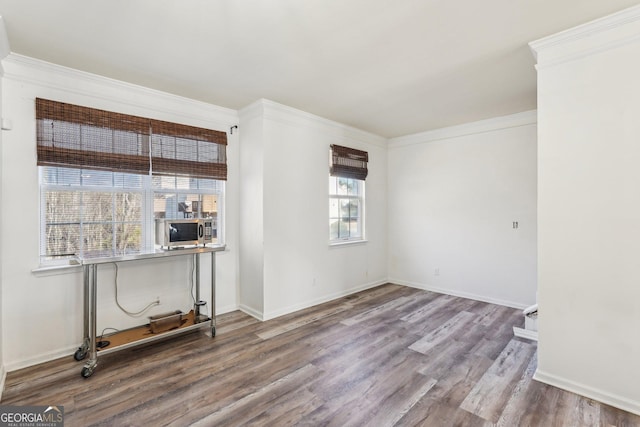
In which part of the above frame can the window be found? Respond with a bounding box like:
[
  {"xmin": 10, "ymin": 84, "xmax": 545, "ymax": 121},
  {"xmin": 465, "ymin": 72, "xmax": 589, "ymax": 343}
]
[
  {"xmin": 40, "ymin": 167, "xmax": 145, "ymax": 260},
  {"xmin": 36, "ymin": 98, "xmax": 227, "ymax": 264},
  {"xmin": 329, "ymin": 145, "xmax": 368, "ymax": 243},
  {"xmin": 329, "ymin": 177, "xmax": 364, "ymax": 241}
]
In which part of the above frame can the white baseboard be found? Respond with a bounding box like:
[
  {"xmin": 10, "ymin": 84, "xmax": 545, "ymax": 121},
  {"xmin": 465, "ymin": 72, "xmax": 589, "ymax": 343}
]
[
  {"xmin": 390, "ymin": 277, "xmax": 529, "ymax": 310},
  {"xmin": 534, "ymin": 369, "xmax": 640, "ymax": 416},
  {"xmin": 513, "ymin": 326, "xmax": 538, "ymax": 341},
  {"xmin": 5, "ymin": 346, "xmax": 78, "ymax": 373},
  {"xmin": 238, "ymin": 279, "xmax": 388, "ymax": 322},
  {"xmin": 238, "ymin": 304, "xmax": 265, "ymax": 321},
  {"xmin": 0, "ymin": 364, "xmax": 6, "ymax": 401},
  {"xmin": 5, "ymin": 305, "xmax": 241, "ymax": 373},
  {"xmin": 262, "ymin": 279, "xmax": 387, "ymax": 321}
]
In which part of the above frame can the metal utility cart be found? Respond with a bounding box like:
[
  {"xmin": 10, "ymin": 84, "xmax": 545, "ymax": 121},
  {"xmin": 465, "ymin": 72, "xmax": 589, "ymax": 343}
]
[{"xmin": 74, "ymin": 246, "xmax": 224, "ymax": 378}]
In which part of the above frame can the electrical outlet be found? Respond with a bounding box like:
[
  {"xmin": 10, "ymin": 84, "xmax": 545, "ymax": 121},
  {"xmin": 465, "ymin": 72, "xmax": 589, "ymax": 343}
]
[{"xmin": 434, "ymin": 268, "xmax": 440, "ymax": 276}]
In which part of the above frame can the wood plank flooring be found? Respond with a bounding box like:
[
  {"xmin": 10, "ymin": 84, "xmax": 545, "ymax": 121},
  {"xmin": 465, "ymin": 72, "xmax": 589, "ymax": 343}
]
[{"xmin": 3, "ymin": 284, "xmax": 639, "ymax": 426}]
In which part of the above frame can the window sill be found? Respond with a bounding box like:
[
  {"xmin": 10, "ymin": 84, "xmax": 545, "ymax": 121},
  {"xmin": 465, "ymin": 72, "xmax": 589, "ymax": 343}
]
[
  {"xmin": 32, "ymin": 261, "xmax": 83, "ymax": 276},
  {"xmin": 329, "ymin": 239, "xmax": 368, "ymax": 248}
]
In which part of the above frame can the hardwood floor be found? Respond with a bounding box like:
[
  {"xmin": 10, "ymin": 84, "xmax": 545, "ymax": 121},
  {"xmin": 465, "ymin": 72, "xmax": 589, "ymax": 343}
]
[{"xmin": 3, "ymin": 284, "xmax": 639, "ymax": 426}]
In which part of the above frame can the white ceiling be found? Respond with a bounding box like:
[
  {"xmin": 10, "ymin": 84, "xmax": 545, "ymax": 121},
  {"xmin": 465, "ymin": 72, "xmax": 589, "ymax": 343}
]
[{"xmin": 0, "ymin": 0, "xmax": 638, "ymax": 138}]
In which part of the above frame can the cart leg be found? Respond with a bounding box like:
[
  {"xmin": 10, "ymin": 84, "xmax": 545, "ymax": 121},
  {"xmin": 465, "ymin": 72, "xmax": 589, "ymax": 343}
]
[
  {"xmin": 211, "ymin": 251, "xmax": 216, "ymax": 338},
  {"xmin": 195, "ymin": 253, "xmax": 201, "ymax": 320},
  {"xmin": 81, "ymin": 264, "xmax": 99, "ymax": 378},
  {"xmin": 75, "ymin": 265, "xmax": 91, "ymax": 361}
]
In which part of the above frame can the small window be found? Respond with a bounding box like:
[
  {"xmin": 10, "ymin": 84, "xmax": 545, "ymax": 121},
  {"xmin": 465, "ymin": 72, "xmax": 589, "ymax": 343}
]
[
  {"xmin": 329, "ymin": 176, "xmax": 364, "ymax": 242},
  {"xmin": 329, "ymin": 145, "xmax": 368, "ymax": 243}
]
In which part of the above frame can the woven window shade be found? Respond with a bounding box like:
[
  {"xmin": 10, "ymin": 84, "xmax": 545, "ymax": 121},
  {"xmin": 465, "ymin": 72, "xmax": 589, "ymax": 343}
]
[
  {"xmin": 36, "ymin": 98, "xmax": 151, "ymax": 175},
  {"xmin": 330, "ymin": 144, "xmax": 368, "ymax": 180},
  {"xmin": 150, "ymin": 119, "xmax": 227, "ymax": 180},
  {"xmin": 35, "ymin": 98, "xmax": 228, "ymax": 180}
]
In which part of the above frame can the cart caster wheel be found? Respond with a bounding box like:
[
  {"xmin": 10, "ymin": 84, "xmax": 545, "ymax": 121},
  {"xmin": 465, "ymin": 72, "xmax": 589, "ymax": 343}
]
[
  {"xmin": 81, "ymin": 367, "xmax": 94, "ymax": 378},
  {"xmin": 211, "ymin": 326, "xmax": 216, "ymax": 337},
  {"xmin": 74, "ymin": 349, "xmax": 87, "ymax": 361}
]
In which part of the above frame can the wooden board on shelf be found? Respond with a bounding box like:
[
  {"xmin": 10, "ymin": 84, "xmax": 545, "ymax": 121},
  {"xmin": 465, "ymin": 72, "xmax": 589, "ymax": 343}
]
[{"xmin": 97, "ymin": 310, "xmax": 205, "ymax": 351}]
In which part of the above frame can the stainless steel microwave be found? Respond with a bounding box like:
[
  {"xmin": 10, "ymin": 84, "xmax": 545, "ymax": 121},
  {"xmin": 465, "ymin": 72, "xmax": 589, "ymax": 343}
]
[{"xmin": 155, "ymin": 219, "xmax": 213, "ymax": 248}]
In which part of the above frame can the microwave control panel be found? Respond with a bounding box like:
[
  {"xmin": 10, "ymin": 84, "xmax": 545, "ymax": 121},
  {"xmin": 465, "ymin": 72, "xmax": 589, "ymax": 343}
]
[{"xmin": 203, "ymin": 220, "xmax": 213, "ymax": 242}]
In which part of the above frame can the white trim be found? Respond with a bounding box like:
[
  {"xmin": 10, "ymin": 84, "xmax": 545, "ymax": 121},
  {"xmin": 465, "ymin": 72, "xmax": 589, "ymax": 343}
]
[
  {"xmin": 388, "ymin": 110, "xmax": 537, "ymax": 148},
  {"xmin": 243, "ymin": 99, "xmax": 388, "ymax": 148},
  {"xmin": 2, "ymin": 53, "xmax": 239, "ymax": 131},
  {"xmin": 530, "ymin": 4, "xmax": 640, "ymax": 68},
  {"xmin": 329, "ymin": 239, "xmax": 368, "ymax": 248},
  {"xmin": 534, "ymin": 369, "xmax": 640, "ymax": 417},
  {"xmin": 5, "ymin": 303, "xmax": 240, "ymax": 372},
  {"xmin": 261, "ymin": 279, "xmax": 387, "ymax": 321},
  {"xmin": 0, "ymin": 364, "xmax": 6, "ymax": 400},
  {"xmin": 238, "ymin": 304, "xmax": 265, "ymax": 322},
  {"xmin": 5, "ymin": 345, "xmax": 78, "ymax": 372},
  {"xmin": 31, "ymin": 264, "xmax": 83, "ymax": 276},
  {"xmin": 390, "ymin": 278, "xmax": 530, "ymax": 310},
  {"xmin": 513, "ymin": 326, "xmax": 538, "ymax": 342}
]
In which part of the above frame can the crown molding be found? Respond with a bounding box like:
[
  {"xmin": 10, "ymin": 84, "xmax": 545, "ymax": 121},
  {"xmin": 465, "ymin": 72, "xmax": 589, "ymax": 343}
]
[
  {"xmin": 240, "ymin": 98, "xmax": 387, "ymax": 148},
  {"xmin": 388, "ymin": 110, "xmax": 537, "ymax": 149},
  {"xmin": 530, "ymin": 5, "xmax": 640, "ymax": 68},
  {"xmin": 2, "ymin": 53, "xmax": 239, "ymax": 130}
]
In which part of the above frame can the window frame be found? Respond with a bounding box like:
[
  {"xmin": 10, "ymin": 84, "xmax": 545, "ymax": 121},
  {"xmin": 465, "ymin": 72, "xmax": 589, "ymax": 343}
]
[
  {"xmin": 38, "ymin": 167, "xmax": 225, "ymax": 266},
  {"xmin": 329, "ymin": 176, "xmax": 366, "ymax": 244}
]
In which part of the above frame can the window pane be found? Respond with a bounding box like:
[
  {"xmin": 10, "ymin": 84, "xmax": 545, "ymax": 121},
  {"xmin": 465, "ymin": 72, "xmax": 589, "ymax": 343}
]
[
  {"xmin": 84, "ymin": 223, "xmax": 113, "ymax": 254},
  {"xmin": 349, "ymin": 180, "xmax": 360, "ymax": 196},
  {"xmin": 198, "ymin": 178, "xmax": 223, "ymax": 191},
  {"xmin": 337, "ymin": 178, "xmax": 349, "ymax": 195},
  {"xmin": 81, "ymin": 192, "xmax": 114, "ymax": 222},
  {"xmin": 152, "ymin": 175, "xmax": 176, "ymax": 189},
  {"xmin": 42, "ymin": 167, "xmax": 82, "ymax": 186},
  {"xmin": 350, "ymin": 218, "xmax": 362, "ymax": 238},
  {"xmin": 329, "ymin": 219, "xmax": 340, "ymax": 240},
  {"xmin": 81, "ymin": 170, "xmax": 112, "ymax": 187},
  {"xmin": 46, "ymin": 191, "xmax": 80, "ymax": 223},
  {"xmin": 114, "ymin": 172, "xmax": 143, "ymax": 189},
  {"xmin": 154, "ymin": 193, "xmax": 171, "ymax": 219},
  {"xmin": 114, "ymin": 192, "xmax": 142, "ymax": 222},
  {"xmin": 329, "ymin": 176, "xmax": 337, "ymax": 195},
  {"xmin": 202, "ymin": 194, "xmax": 218, "ymax": 218},
  {"xmin": 176, "ymin": 176, "xmax": 191, "ymax": 189},
  {"xmin": 339, "ymin": 199, "xmax": 350, "ymax": 219},
  {"xmin": 349, "ymin": 200, "xmax": 359, "ymax": 218},
  {"xmin": 329, "ymin": 198, "xmax": 339, "ymax": 218},
  {"xmin": 339, "ymin": 219, "xmax": 350, "ymax": 238},
  {"xmin": 116, "ymin": 223, "xmax": 142, "ymax": 253},
  {"xmin": 45, "ymin": 224, "xmax": 80, "ymax": 256}
]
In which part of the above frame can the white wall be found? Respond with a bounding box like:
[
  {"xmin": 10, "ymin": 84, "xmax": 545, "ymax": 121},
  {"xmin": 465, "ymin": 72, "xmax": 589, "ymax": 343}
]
[
  {"xmin": 388, "ymin": 112, "xmax": 538, "ymax": 309},
  {"xmin": 531, "ymin": 5, "xmax": 640, "ymax": 415},
  {"xmin": 239, "ymin": 100, "xmax": 388, "ymax": 320},
  {"xmin": 0, "ymin": 54, "xmax": 240, "ymax": 371},
  {"xmin": 0, "ymin": 27, "xmax": 6, "ymax": 396},
  {"xmin": 238, "ymin": 102, "xmax": 265, "ymax": 317}
]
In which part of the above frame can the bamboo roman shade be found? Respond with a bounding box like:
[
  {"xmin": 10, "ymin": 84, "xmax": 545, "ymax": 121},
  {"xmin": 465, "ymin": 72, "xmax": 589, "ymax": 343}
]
[
  {"xmin": 36, "ymin": 98, "xmax": 228, "ymax": 180},
  {"xmin": 150, "ymin": 119, "xmax": 227, "ymax": 180},
  {"xmin": 330, "ymin": 144, "xmax": 368, "ymax": 180}
]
